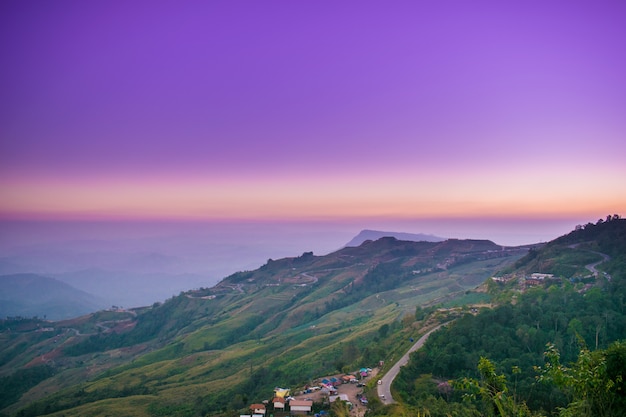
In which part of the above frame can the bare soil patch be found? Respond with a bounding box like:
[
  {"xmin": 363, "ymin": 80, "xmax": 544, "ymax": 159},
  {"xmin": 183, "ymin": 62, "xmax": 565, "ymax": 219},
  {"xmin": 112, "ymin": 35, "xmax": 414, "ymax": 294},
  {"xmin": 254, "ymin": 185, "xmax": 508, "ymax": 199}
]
[{"xmin": 292, "ymin": 368, "xmax": 379, "ymax": 417}]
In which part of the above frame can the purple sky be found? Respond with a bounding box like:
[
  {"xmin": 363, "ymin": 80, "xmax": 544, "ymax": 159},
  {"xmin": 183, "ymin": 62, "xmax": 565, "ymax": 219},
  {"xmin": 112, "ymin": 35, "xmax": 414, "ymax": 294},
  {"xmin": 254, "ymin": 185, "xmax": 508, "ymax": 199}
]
[{"xmin": 1, "ymin": 1, "xmax": 625, "ymax": 222}]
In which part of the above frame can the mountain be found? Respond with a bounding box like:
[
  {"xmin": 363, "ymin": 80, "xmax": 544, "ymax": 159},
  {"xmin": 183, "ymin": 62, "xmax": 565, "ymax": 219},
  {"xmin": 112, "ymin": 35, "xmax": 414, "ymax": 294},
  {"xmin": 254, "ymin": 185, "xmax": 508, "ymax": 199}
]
[
  {"xmin": 0, "ymin": 236, "xmax": 526, "ymax": 416},
  {"xmin": 345, "ymin": 229, "xmax": 446, "ymax": 247},
  {"xmin": 0, "ymin": 273, "xmax": 107, "ymax": 320}
]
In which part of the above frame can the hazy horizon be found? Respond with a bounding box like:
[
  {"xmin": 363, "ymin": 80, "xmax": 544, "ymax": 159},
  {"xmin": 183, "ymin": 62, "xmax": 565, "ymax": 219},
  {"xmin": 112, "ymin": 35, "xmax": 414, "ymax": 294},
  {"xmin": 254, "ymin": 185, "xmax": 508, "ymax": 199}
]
[
  {"xmin": 0, "ymin": 215, "xmax": 617, "ymax": 309},
  {"xmin": 0, "ymin": 216, "xmax": 597, "ymax": 252}
]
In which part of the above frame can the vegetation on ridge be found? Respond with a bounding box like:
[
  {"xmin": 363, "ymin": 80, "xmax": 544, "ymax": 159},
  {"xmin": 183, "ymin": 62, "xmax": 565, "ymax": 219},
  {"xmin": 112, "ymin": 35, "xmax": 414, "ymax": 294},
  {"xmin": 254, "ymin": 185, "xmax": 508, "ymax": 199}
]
[{"xmin": 388, "ymin": 217, "xmax": 626, "ymax": 416}]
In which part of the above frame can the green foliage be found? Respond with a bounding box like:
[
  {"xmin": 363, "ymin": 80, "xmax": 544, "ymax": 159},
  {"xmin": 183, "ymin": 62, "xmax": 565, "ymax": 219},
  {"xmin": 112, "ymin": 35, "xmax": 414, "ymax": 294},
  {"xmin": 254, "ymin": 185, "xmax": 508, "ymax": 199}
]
[
  {"xmin": 0, "ymin": 365, "xmax": 55, "ymax": 410},
  {"xmin": 441, "ymin": 291, "xmax": 491, "ymax": 308},
  {"xmin": 15, "ymin": 384, "xmax": 155, "ymax": 417},
  {"xmin": 330, "ymin": 399, "xmax": 350, "ymax": 417},
  {"xmin": 415, "ymin": 306, "xmax": 426, "ymax": 321},
  {"xmin": 555, "ymin": 217, "xmax": 625, "ymax": 258},
  {"xmin": 398, "ymin": 291, "xmax": 624, "ymax": 410},
  {"xmin": 147, "ymin": 402, "xmax": 196, "ymax": 417},
  {"xmin": 63, "ymin": 294, "xmax": 225, "ymax": 357},
  {"xmin": 0, "ymin": 318, "xmax": 46, "ymax": 333},
  {"xmin": 362, "ymin": 261, "xmax": 410, "ymax": 293},
  {"xmin": 504, "ymin": 246, "xmax": 603, "ymax": 278},
  {"xmin": 0, "ymin": 341, "xmax": 29, "ymax": 367},
  {"xmin": 500, "ymin": 218, "xmax": 626, "ymax": 279},
  {"xmin": 364, "ymin": 395, "xmax": 480, "ymax": 417},
  {"xmin": 378, "ymin": 323, "xmax": 390, "ymax": 338},
  {"xmin": 536, "ymin": 341, "xmax": 626, "ymax": 417},
  {"xmin": 458, "ymin": 357, "xmax": 535, "ymax": 417}
]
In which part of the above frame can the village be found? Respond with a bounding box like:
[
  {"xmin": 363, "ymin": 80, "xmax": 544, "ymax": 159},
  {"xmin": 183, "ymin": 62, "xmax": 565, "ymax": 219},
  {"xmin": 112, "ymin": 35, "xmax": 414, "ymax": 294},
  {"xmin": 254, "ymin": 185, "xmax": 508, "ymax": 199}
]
[
  {"xmin": 241, "ymin": 368, "xmax": 378, "ymax": 417},
  {"xmin": 492, "ymin": 272, "xmax": 557, "ymax": 289}
]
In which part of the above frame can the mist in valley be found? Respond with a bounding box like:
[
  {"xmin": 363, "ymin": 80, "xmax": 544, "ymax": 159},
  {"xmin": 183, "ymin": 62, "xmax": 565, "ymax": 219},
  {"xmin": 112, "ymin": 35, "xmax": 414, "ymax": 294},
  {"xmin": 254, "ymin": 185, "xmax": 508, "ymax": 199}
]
[
  {"xmin": 0, "ymin": 221, "xmax": 356, "ymax": 309},
  {"xmin": 0, "ymin": 217, "xmax": 584, "ymax": 313}
]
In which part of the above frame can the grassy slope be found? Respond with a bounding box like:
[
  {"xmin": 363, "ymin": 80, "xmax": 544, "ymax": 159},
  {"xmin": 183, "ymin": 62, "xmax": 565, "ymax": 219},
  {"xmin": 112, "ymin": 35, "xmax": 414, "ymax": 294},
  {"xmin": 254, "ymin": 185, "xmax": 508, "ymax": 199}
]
[{"xmin": 1, "ymin": 237, "xmax": 526, "ymax": 416}]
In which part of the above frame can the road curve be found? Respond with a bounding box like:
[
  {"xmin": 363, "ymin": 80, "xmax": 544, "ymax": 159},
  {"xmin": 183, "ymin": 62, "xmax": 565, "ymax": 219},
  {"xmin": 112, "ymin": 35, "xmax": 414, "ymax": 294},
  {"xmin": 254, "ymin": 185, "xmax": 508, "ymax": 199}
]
[
  {"xmin": 377, "ymin": 322, "xmax": 449, "ymax": 404},
  {"xmin": 585, "ymin": 251, "xmax": 611, "ymax": 280},
  {"xmin": 569, "ymin": 244, "xmax": 612, "ymax": 281}
]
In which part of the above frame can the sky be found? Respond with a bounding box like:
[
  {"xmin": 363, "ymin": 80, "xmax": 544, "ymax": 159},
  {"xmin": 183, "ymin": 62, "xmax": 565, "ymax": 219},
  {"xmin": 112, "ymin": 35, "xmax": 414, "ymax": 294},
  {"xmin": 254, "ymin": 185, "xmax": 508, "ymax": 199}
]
[{"xmin": 1, "ymin": 1, "xmax": 625, "ymax": 244}]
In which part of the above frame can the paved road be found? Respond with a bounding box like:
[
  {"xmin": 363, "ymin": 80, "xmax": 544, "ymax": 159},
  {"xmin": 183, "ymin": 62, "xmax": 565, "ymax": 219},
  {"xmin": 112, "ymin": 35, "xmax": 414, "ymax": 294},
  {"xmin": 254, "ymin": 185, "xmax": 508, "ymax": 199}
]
[
  {"xmin": 301, "ymin": 272, "xmax": 319, "ymax": 284},
  {"xmin": 569, "ymin": 244, "xmax": 612, "ymax": 280},
  {"xmin": 377, "ymin": 322, "xmax": 448, "ymax": 404},
  {"xmin": 585, "ymin": 251, "xmax": 611, "ymax": 280}
]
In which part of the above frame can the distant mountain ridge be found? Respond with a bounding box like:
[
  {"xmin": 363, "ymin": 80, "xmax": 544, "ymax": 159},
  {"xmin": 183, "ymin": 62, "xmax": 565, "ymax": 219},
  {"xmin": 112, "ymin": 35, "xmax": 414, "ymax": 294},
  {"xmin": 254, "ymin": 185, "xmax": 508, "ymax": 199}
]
[
  {"xmin": 345, "ymin": 229, "xmax": 446, "ymax": 247},
  {"xmin": 0, "ymin": 273, "xmax": 107, "ymax": 320}
]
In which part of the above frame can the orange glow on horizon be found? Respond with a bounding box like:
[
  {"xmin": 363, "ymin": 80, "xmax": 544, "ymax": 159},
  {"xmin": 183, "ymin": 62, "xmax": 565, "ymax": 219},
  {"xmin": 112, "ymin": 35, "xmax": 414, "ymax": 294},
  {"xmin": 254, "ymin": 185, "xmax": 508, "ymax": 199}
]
[{"xmin": 1, "ymin": 171, "xmax": 624, "ymax": 222}]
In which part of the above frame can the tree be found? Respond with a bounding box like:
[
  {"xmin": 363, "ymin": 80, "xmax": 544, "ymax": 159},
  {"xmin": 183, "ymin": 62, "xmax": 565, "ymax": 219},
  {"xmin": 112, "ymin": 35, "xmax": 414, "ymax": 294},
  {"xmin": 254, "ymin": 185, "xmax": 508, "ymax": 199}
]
[
  {"xmin": 416, "ymin": 306, "xmax": 426, "ymax": 320},
  {"xmin": 330, "ymin": 399, "xmax": 350, "ymax": 417},
  {"xmin": 458, "ymin": 357, "xmax": 536, "ymax": 417},
  {"xmin": 536, "ymin": 341, "xmax": 626, "ymax": 417},
  {"xmin": 379, "ymin": 323, "xmax": 390, "ymax": 338}
]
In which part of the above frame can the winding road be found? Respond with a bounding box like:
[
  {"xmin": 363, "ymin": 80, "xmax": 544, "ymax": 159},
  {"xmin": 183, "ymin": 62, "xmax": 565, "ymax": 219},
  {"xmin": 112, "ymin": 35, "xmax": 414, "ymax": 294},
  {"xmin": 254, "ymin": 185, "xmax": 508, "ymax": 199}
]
[
  {"xmin": 585, "ymin": 251, "xmax": 611, "ymax": 280},
  {"xmin": 377, "ymin": 322, "xmax": 449, "ymax": 404},
  {"xmin": 375, "ymin": 246, "xmax": 612, "ymax": 405},
  {"xmin": 569, "ymin": 244, "xmax": 612, "ymax": 281}
]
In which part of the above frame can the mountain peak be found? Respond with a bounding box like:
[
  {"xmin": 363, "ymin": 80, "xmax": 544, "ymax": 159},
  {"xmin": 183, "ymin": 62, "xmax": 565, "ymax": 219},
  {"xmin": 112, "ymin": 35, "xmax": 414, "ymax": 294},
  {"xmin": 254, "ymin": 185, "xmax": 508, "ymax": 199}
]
[{"xmin": 345, "ymin": 229, "xmax": 446, "ymax": 247}]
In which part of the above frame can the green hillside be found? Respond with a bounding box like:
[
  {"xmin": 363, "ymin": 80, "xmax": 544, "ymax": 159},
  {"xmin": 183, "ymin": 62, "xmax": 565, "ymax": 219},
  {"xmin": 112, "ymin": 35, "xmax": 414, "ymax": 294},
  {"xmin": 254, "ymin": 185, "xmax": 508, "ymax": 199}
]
[
  {"xmin": 0, "ymin": 237, "xmax": 525, "ymax": 416},
  {"xmin": 391, "ymin": 217, "xmax": 626, "ymax": 417}
]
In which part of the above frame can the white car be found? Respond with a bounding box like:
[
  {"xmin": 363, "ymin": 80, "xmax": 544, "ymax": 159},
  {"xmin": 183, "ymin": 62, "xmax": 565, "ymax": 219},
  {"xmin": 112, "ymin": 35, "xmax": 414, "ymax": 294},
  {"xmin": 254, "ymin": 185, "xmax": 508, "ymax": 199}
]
[{"xmin": 377, "ymin": 379, "xmax": 382, "ymax": 385}]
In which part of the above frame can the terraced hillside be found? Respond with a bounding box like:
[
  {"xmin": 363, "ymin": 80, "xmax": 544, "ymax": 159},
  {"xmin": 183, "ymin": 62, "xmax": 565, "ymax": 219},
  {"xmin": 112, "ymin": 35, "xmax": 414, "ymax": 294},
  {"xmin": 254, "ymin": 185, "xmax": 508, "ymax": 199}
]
[{"xmin": 0, "ymin": 237, "xmax": 527, "ymax": 417}]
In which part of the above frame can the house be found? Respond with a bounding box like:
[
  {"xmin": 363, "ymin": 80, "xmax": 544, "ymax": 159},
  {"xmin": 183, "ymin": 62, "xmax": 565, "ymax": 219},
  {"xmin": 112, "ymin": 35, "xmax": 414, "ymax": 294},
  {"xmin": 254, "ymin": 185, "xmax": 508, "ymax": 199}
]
[
  {"xmin": 289, "ymin": 399, "xmax": 313, "ymax": 414},
  {"xmin": 272, "ymin": 397, "xmax": 286, "ymax": 410},
  {"xmin": 249, "ymin": 404, "xmax": 266, "ymax": 415},
  {"xmin": 524, "ymin": 278, "xmax": 542, "ymax": 287},
  {"xmin": 531, "ymin": 273, "xmax": 554, "ymax": 280}
]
